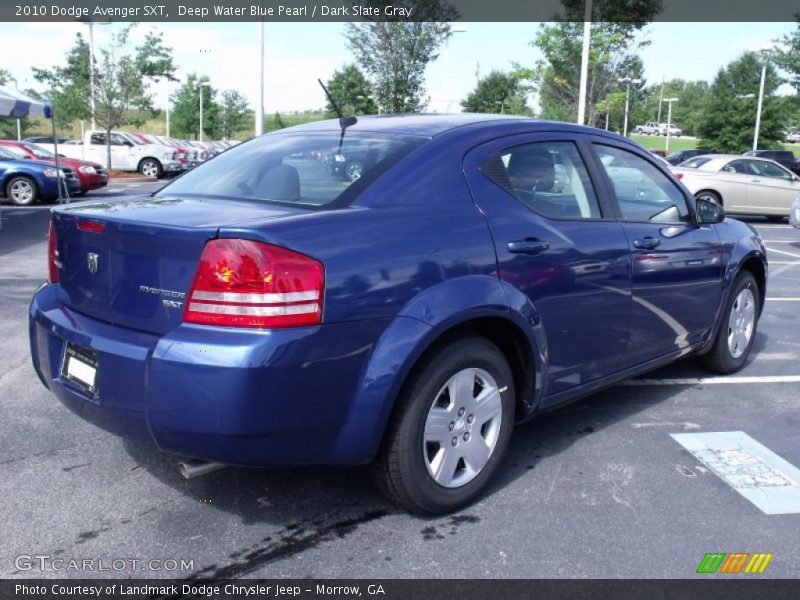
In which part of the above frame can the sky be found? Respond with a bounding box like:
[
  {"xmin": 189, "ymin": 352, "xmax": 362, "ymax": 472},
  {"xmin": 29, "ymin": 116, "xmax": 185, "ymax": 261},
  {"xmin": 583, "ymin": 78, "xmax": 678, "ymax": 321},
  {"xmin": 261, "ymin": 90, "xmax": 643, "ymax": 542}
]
[{"xmin": 0, "ymin": 21, "xmax": 795, "ymax": 117}]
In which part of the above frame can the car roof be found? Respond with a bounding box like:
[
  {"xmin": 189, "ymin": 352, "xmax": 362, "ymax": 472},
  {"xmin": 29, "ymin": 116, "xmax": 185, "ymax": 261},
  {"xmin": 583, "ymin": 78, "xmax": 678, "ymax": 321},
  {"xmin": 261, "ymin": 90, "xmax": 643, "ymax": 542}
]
[{"xmin": 267, "ymin": 113, "xmax": 644, "ymax": 153}]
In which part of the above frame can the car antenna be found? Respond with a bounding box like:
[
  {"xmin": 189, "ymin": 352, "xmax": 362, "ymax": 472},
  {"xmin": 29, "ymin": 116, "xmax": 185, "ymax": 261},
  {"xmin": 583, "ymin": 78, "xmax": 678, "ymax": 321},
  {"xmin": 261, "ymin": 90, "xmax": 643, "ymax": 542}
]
[{"xmin": 318, "ymin": 78, "xmax": 357, "ymax": 153}]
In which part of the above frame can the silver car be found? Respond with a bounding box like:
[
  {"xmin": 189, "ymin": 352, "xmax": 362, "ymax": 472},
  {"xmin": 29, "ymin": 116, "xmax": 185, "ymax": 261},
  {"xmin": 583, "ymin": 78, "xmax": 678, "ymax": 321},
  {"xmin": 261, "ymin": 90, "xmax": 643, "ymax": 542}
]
[
  {"xmin": 673, "ymin": 154, "xmax": 800, "ymax": 219},
  {"xmin": 790, "ymin": 197, "xmax": 800, "ymax": 228}
]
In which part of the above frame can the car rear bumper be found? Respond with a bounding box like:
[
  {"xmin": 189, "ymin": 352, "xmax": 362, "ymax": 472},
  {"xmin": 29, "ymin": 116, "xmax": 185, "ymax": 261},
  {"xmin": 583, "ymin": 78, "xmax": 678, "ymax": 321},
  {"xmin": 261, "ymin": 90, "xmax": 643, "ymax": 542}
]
[{"xmin": 29, "ymin": 283, "xmax": 392, "ymax": 466}]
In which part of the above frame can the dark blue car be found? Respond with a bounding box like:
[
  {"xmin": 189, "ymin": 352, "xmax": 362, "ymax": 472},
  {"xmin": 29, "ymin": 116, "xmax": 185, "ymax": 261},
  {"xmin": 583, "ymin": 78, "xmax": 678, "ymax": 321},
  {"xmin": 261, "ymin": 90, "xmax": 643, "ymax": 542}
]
[
  {"xmin": 29, "ymin": 115, "xmax": 767, "ymax": 513},
  {"xmin": 0, "ymin": 146, "xmax": 82, "ymax": 205}
]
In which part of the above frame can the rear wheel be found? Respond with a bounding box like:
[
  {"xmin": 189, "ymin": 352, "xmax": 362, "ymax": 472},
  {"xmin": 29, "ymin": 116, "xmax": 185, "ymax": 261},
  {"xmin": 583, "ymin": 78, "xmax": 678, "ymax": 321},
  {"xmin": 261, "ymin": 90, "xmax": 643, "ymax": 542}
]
[
  {"xmin": 139, "ymin": 158, "xmax": 163, "ymax": 179},
  {"xmin": 6, "ymin": 176, "xmax": 39, "ymax": 206},
  {"xmin": 699, "ymin": 271, "xmax": 759, "ymax": 374},
  {"xmin": 372, "ymin": 336, "xmax": 515, "ymax": 514},
  {"xmin": 695, "ymin": 190, "xmax": 722, "ymax": 206}
]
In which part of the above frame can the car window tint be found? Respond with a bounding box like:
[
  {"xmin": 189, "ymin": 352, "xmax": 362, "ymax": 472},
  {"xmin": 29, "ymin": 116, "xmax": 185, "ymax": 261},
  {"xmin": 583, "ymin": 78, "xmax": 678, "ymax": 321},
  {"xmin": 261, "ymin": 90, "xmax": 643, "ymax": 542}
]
[
  {"xmin": 751, "ymin": 160, "xmax": 792, "ymax": 180},
  {"xmin": 594, "ymin": 144, "xmax": 690, "ymax": 224},
  {"xmin": 90, "ymin": 133, "xmax": 106, "ymax": 145},
  {"xmin": 481, "ymin": 141, "xmax": 601, "ymax": 220},
  {"xmin": 159, "ymin": 132, "xmax": 425, "ymax": 209}
]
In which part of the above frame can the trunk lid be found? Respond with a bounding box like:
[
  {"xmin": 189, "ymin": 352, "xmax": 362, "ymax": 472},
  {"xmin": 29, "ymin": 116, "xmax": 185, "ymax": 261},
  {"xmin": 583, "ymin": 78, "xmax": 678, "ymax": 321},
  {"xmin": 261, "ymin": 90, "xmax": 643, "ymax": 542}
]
[{"xmin": 52, "ymin": 195, "xmax": 308, "ymax": 335}]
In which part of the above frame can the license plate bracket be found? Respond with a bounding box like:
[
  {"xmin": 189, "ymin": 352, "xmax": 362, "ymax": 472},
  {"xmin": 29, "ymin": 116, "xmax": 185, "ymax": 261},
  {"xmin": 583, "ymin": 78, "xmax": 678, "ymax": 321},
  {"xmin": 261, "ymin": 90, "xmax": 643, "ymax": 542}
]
[{"xmin": 60, "ymin": 342, "xmax": 99, "ymax": 396}]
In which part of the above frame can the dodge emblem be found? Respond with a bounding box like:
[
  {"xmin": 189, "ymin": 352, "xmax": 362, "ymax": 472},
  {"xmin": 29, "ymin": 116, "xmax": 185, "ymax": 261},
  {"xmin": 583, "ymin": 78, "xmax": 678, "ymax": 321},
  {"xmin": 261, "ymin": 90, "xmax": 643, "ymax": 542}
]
[{"xmin": 87, "ymin": 253, "xmax": 99, "ymax": 274}]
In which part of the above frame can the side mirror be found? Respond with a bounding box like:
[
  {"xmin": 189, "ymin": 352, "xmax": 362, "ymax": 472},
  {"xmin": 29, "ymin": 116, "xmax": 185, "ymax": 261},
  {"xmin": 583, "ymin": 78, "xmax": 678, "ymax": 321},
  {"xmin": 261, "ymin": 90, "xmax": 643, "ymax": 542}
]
[{"xmin": 696, "ymin": 198, "xmax": 725, "ymax": 224}]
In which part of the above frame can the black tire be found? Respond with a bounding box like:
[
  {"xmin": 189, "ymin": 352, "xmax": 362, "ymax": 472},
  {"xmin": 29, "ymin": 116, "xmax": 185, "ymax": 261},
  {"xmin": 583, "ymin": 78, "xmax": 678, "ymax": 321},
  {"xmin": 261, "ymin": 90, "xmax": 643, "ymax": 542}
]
[
  {"xmin": 699, "ymin": 271, "xmax": 760, "ymax": 374},
  {"xmin": 371, "ymin": 336, "xmax": 516, "ymax": 515},
  {"xmin": 138, "ymin": 158, "xmax": 163, "ymax": 179},
  {"xmin": 695, "ymin": 190, "xmax": 722, "ymax": 206},
  {"xmin": 5, "ymin": 176, "xmax": 39, "ymax": 206}
]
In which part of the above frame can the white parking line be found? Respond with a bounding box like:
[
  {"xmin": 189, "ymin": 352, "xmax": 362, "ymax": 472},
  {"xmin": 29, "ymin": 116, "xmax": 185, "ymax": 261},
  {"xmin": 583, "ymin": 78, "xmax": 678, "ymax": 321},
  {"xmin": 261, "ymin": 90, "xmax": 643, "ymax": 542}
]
[
  {"xmin": 761, "ymin": 239, "xmax": 799, "ymax": 243},
  {"xmin": 766, "ymin": 247, "xmax": 800, "ymax": 259},
  {"xmin": 671, "ymin": 431, "xmax": 800, "ymax": 515},
  {"xmin": 767, "ymin": 298, "xmax": 800, "ymax": 302},
  {"xmin": 623, "ymin": 375, "xmax": 800, "ymax": 386}
]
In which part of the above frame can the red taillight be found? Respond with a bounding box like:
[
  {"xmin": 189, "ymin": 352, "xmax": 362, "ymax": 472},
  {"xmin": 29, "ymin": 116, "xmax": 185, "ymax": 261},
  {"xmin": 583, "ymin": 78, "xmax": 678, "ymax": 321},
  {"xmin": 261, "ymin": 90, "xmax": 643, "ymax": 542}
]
[
  {"xmin": 675, "ymin": 172, "xmax": 684, "ymax": 180},
  {"xmin": 77, "ymin": 220, "xmax": 104, "ymax": 233},
  {"xmin": 48, "ymin": 221, "xmax": 59, "ymax": 283},
  {"xmin": 183, "ymin": 239, "xmax": 324, "ymax": 329}
]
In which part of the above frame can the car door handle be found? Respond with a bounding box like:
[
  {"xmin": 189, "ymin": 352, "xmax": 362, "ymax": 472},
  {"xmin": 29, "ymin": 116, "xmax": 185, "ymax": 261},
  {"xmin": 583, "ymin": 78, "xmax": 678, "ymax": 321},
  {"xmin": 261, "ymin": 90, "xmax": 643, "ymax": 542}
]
[
  {"xmin": 507, "ymin": 238, "xmax": 550, "ymax": 255},
  {"xmin": 633, "ymin": 237, "xmax": 660, "ymax": 250},
  {"xmin": 750, "ymin": 178, "xmax": 761, "ymax": 183}
]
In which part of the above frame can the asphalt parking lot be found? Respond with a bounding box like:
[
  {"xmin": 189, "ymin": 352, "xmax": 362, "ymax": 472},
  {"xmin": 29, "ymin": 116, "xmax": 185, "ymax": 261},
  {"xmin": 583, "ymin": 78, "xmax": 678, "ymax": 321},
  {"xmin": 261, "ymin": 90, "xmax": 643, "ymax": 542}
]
[{"xmin": 1, "ymin": 189, "xmax": 798, "ymax": 579}]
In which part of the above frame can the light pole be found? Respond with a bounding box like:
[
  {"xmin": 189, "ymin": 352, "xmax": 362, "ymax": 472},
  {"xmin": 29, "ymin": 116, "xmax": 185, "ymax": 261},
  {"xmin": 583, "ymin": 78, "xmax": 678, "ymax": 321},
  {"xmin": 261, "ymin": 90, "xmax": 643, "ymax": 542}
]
[
  {"xmin": 255, "ymin": 21, "xmax": 264, "ymax": 136},
  {"xmin": 441, "ymin": 24, "xmax": 466, "ymax": 113},
  {"xmin": 9, "ymin": 77, "xmax": 20, "ymax": 140},
  {"xmin": 619, "ymin": 76, "xmax": 642, "ymax": 137},
  {"xmin": 753, "ymin": 59, "xmax": 768, "ymax": 151},
  {"xmin": 576, "ymin": 0, "xmax": 592, "ymax": 125},
  {"xmin": 79, "ymin": 20, "xmax": 110, "ymax": 131},
  {"xmin": 196, "ymin": 81, "xmax": 210, "ymax": 142},
  {"xmin": 662, "ymin": 97, "xmax": 679, "ymax": 152}
]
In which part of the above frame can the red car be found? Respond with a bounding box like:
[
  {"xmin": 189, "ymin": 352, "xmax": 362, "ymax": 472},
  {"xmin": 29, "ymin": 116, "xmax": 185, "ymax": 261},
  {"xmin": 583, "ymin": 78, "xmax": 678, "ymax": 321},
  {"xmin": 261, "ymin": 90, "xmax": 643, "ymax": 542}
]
[{"xmin": 0, "ymin": 140, "xmax": 108, "ymax": 195}]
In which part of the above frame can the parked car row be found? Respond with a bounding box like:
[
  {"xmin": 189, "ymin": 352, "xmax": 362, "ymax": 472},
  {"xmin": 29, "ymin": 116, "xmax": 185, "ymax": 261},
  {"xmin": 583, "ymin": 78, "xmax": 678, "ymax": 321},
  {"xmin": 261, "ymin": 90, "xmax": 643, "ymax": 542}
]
[
  {"xmin": 0, "ymin": 140, "xmax": 107, "ymax": 205},
  {"xmin": 22, "ymin": 133, "xmax": 239, "ymax": 179}
]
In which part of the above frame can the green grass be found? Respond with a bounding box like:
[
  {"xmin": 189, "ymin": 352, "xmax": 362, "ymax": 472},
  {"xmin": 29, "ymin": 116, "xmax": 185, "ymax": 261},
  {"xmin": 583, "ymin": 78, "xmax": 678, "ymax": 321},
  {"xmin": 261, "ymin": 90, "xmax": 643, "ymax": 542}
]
[{"xmin": 628, "ymin": 134, "xmax": 699, "ymax": 153}]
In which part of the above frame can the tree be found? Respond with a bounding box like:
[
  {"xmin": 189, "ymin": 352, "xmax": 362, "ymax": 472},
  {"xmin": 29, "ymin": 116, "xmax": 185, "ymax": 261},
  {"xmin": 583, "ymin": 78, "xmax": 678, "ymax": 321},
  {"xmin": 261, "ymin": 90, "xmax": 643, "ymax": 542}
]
[
  {"xmin": 772, "ymin": 17, "xmax": 800, "ymax": 92},
  {"xmin": 93, "ymin": 26, "xmax": 176, "ymax": 170},
  {"xmin": 32, "ymin": 33, "xmax": 91, "ymax": 130},
  {"xmin": 344, "ymin": 1, "xmax": 457, "ymax": 113},
  {"xmin": 219, "ymin": 90, "xmax": 251, "ymax": 139},
  {"xmin": 698, "ymin": 52, "xmax": 784, "ymax": 153},
  {"xmin": 324, "ymin": 64, "xmax": 377, "ymax": 116},
  {"xmin": 461, "ymin": 71, "xmax": 530, "ymax": 115},
  {"xmin": 170, "ymin": 74, "xmax": 220, "ymax": 140},
  {"xmin": 0, "ymin": 69, "xmax": 18, "ymax": 139},
  {"xmin": 524, "ymin": 0, "xmax": 661, "ymax": 126}
]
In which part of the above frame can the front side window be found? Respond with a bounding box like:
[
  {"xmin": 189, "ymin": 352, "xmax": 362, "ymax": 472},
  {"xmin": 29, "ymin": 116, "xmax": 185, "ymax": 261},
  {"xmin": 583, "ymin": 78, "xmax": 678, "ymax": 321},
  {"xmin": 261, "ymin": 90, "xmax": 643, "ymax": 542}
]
[
  {"xmin": 595, "ymin": 144, "xmax": 690, "ymax": 224},
  {"xmin": 721, "ymin": 159, "xmax": 757, "ymax": 175},
  {"xmin": 481, "ymin": 141, "xmax": 601, "ymax": 220},
  {"xmin": 158, "ymin": 132, "xmax": 425, "ymax": 209}
]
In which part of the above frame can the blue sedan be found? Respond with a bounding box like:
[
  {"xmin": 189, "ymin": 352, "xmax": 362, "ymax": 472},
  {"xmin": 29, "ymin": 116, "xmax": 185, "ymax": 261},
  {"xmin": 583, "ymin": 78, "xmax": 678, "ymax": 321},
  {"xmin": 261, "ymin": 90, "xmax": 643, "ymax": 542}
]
[
  {"xmin": 29, "ymin": 115, "xmax": 767, "ymax": 513},
  {"xmin": 0, "ymin": 146, "xmax": 82, "ymax": 205}
]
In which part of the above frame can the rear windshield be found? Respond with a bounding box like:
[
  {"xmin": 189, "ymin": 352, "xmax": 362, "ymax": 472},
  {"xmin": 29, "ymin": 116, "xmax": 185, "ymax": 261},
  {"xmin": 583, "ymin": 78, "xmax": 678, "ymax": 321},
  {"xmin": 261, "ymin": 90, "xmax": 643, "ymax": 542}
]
[
  {"xmin": 678, "ymin": 157, "xmax": 712, "ymax": 169},
  {"xmin": 158, "ymin": 131, "xmax": 425, "ymax": 209}
]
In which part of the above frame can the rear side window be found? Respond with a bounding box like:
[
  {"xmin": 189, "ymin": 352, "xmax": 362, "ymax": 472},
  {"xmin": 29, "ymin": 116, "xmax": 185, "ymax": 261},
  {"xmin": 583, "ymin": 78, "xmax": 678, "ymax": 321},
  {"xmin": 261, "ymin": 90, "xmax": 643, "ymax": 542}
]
[
  {"xmin": 751, "ymin": 160, "xmax": 793, "ymax": 180},
  {"xmin": 594, "ymin": 144, "xmax": 690, "ymax": 224},
  {"xmin": 481, "ymin": 141, "xmax": 602, "ymax": 220},
  {"xmin": 159, "ymin": 132, "xmax": 425, "ymax": 209}
]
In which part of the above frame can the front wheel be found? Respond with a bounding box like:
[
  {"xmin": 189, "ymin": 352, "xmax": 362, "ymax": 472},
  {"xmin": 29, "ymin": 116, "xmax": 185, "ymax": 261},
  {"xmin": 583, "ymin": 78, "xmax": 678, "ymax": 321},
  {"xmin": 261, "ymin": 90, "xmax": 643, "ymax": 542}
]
[
  {"xmin": 371, "ymin": 336, "xmax": 515, "ymax": 514},
  {"xmin": 139, "ymin": 158, "xmax": 163, "ymax": 178},
  {"xmin": 699, "ymin": 271, "xmax": 759, "ymax": 374},
  {"xmin": 6, "ymin": 176, "xmax": 39, "ymax": 206}
]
